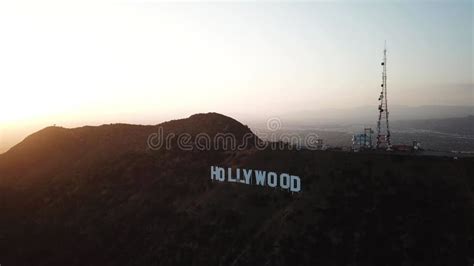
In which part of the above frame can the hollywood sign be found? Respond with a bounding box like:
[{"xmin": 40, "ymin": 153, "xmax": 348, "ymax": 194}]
[{"xmin": 210, "ymin": 166, "xmax": 301, "ymax": 193}]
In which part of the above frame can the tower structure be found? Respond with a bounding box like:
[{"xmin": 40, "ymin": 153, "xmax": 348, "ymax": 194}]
[{"xmin": 376, "ymin": 43, "xmax": 392, "ymax": 150}]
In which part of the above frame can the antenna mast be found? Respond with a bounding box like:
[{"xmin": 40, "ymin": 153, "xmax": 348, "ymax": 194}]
[{"xmin": 376, "ymin": 42, "xmax": 392, "ymax": 150}]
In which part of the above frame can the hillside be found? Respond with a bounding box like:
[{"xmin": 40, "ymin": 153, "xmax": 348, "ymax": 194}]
[
  {"xmin": 0, "ymin": 113, "xmax": 473, "ymax": 266},
  {"xmin": 0, "ymin": 113, "xmax": 254, "ymax": 185}
]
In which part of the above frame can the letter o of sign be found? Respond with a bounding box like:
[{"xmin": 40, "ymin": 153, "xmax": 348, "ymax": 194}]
[
  {"xmin": 267, "ymin": 172, "xmax": 277, "ymax": 187},
  {"xmin": 280, "ymin": 173, "xmax": 290, "ymax": 189}
]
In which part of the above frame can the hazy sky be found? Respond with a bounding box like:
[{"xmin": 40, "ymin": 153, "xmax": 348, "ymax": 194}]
[{"xmin": 0, "ymin": 0, "xmax": 472, "ymax": 151}]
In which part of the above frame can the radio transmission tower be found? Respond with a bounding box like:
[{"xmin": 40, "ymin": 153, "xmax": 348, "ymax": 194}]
[{"xmin": 376, "ymin": 43, "xmax": 392, "ymax": 150}]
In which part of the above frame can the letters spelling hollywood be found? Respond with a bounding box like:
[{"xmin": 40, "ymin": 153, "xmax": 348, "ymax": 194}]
[{"xmin": 210, "ymin": 166, "xmax": 301, "ymax": 192}]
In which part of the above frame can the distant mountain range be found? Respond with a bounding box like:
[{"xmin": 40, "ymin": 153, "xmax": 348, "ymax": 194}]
[
  {"xmin": 1, "ymin": 113, "xmax": 473, "ymax": 265},
  {"xmin": 1, "ymin": 105, "xmax": 472, "ymax": 154},
  {"xmin": 271, "ymin": 105, "xmax": 473, "ymax": 126},
  {"xmin": 391, "ymin": 115, "xmax": 474, "ymax": 135},
  {"xmin": 249, "ymin": 115, "xmax": 474, "ymax": 152}
]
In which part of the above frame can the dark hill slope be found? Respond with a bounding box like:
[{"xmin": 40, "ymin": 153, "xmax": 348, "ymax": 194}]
[
  {"xmin": 0, "ymin": 113, "xmax": 473, "ymax": 266},
  {"xmin": 0, "ymin": 112, "xmax": 254, "ymax": 186}
]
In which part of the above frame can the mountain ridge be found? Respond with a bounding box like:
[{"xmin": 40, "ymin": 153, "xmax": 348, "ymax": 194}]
[
  {"xmin": 0, "ymin": 112, "xmax": 473, "ymax": 265},
  {"xmin": 0, "ymin": 112, "xmax": 255, "ymax": 186}
]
